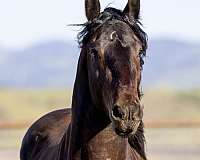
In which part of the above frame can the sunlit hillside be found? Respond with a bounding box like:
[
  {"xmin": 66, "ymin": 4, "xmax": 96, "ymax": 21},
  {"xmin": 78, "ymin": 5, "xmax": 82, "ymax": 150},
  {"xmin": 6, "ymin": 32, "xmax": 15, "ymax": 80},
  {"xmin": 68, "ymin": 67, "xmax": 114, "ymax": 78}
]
[
  {"xmin": 0, "ymin": 89, "xmax": 72, "ymax": 123},
  {"xmin": 143, "ymin": 88, "xmax": 200, "ymax": 123},
  {"xmin": 0, "ymin": 88, "xmax": 200, "ymax": 124}
]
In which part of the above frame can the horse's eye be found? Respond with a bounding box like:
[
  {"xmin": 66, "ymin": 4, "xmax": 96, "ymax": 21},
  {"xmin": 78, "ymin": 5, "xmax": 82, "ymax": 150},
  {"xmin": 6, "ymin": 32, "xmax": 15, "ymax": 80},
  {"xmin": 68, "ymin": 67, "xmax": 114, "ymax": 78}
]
[
  {"xmin": 138, "ymin": 49, "xmax": 145, "ymax": 67},
  {"xmin": 90, "ymin": 48, "xmax": 99, "ymax": 61},
  {"xmin": 91, "ymin": 48, "xmax": 98, "ymax": 55},
  {"xmin": 139, "ymin": 49, "xmax": 143, "ymax": 55},
  {"xmin": 90, "ymin": 48, "xmax": 99, "ymax": 59}
]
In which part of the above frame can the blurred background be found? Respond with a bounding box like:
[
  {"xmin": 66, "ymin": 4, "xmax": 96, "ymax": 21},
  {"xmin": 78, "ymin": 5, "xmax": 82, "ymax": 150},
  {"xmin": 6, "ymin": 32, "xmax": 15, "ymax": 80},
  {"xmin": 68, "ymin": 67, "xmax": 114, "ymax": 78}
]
[{"xmin": 0, "ymin": 0, "xmax": 200, "ymax": 159}]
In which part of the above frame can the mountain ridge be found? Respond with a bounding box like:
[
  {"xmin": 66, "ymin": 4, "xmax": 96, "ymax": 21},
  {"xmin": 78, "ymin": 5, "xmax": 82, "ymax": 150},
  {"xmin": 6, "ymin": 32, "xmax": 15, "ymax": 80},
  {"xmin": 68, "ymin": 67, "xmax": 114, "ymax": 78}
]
[{"xmin": 0, "ymin": 38, "xmax": 199, "ymax": 89}]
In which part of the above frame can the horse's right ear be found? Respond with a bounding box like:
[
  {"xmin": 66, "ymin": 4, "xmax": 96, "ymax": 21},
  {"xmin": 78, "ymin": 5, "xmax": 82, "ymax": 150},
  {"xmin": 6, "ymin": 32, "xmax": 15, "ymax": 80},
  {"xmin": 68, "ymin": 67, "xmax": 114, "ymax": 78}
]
[
  {"xmin": 123, "ymin": 0, "xmax": 140, "ymax": 20},
  {"xmin": 85, "ymin": 0, "xmax": 100, "ymax": 21}
]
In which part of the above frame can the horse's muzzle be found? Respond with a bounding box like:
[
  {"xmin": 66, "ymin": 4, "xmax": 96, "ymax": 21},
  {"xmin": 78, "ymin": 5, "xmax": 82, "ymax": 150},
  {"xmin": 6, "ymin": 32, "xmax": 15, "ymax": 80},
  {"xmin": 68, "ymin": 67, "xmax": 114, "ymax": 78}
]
[{"xmin": 111, "ymin": 103, "xmax": 143, "ymax": 137}]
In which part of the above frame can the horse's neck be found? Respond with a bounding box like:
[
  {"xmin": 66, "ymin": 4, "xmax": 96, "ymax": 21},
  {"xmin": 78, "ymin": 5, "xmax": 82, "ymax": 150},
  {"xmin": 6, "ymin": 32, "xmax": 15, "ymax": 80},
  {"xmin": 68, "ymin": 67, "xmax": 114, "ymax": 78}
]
[{"xmin": 68, "ymin": 102, "xmax": 110, "ymax": 157}]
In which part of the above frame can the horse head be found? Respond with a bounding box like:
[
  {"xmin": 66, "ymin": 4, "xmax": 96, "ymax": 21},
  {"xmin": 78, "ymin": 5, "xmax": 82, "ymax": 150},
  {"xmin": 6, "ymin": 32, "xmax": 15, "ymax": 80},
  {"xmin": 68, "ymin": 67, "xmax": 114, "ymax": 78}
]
[{"xmin": 80, "ymin": 0, "xmax": 147, "ymax": 138}]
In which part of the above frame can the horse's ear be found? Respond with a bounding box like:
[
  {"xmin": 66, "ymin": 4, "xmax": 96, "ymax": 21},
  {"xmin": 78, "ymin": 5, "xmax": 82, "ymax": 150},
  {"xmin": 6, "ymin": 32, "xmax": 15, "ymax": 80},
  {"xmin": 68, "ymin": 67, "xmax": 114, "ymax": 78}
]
[
  {"xmin": 123, "ymin": 0, "xmax": 140, "ymax": 20},
  {"xmin": 85, "ymin": 0, "xmax": 100, "ymax": 21}
]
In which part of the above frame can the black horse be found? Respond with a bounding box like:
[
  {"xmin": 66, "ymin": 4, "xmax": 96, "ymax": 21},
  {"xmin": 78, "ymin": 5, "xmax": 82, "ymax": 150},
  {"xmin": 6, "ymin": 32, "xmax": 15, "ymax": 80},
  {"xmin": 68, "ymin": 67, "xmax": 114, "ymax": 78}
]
[{"xmin": 20, "ymin": 0, "xmax": 148, "ymax": 159}]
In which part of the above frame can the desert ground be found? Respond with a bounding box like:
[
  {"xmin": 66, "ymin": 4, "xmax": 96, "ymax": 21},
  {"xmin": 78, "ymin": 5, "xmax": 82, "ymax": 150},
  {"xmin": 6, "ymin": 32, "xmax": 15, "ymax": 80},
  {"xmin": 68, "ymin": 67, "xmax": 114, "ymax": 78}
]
[
  {"xmin": 0, "ymin": 88, "xmax": 200, "ymax": 159},
  {"xmin": 0, "ymin": 128, "xmax": 200, "ymax": 160}
]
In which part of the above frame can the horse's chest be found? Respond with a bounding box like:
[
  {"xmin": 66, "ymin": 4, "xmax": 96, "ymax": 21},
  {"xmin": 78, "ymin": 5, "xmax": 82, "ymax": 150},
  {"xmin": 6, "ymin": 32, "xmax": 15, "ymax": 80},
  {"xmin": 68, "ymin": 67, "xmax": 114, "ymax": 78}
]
[{"xmin": 81, "ymin": 127, "xmax": 131, "ymax": 160}]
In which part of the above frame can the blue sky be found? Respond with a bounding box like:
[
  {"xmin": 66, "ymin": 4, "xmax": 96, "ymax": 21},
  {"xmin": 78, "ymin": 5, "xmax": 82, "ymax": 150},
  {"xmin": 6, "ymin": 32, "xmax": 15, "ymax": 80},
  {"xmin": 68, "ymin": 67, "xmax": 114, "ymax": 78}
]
[{"xmin": 0, "ymin": 0, "xmax": 200, "ymax": 48}]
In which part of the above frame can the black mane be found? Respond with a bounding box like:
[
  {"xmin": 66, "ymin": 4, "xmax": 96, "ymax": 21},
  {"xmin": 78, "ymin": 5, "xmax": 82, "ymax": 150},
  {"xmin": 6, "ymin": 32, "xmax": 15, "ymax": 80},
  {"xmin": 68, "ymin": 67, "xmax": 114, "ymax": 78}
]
[{"xmin": 77, "ymin": 7, "xmax": 148, "ymax": 68}]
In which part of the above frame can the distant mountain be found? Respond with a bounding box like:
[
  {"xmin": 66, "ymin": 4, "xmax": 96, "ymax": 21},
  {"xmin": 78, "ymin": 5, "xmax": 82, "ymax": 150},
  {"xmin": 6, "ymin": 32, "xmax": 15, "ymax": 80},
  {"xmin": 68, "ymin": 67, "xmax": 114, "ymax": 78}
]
[
  {"xmin": 0, "ymin": 38, "xmax": 199, "ymax": 89},
  {"xmin": 0, "ymin": 41, "xmax": 79, "ymax": 88},
  {"xmin": 143, "ymin": 39, "xmax": 200, "ymax": 88}
]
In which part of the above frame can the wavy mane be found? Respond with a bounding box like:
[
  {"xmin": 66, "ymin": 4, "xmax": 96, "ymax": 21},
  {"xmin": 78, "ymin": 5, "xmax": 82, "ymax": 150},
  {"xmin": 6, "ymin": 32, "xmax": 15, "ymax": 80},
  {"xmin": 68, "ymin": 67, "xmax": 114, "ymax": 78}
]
[{"xmin": 77, "ymin": 7, "xmax": 148, "ymax": 69}]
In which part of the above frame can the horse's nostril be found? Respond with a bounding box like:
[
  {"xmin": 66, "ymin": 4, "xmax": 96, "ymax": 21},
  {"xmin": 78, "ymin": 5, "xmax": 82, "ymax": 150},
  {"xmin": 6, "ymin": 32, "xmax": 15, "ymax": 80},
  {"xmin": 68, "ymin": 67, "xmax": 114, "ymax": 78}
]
[
  {"xmin": 126, "ymin": 128, "xmax": 133, "ymax": 134},
  {"xmin": 112, "ymin": 105, "xmax": 125, "ymax": 119}
]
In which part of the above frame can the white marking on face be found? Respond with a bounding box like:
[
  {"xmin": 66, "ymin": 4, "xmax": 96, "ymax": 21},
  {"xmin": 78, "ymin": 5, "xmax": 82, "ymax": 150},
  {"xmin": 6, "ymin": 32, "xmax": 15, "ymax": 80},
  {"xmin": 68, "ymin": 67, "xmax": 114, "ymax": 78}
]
[
  {"xmin": 110, "ymin": 31, "xmax": 117, "ymax": 41},
  {"xmin": 96, "ymin": 70, "xmax": 99, "ymax": 78}
]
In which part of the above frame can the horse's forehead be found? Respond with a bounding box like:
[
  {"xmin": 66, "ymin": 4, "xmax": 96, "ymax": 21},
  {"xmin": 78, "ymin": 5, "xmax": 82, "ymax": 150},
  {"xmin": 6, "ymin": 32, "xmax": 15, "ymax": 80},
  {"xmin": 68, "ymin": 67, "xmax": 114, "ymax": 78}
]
[
  {"xmin": 101, "ymin": 21, "xmax": 133, "ymax": 39},
  {"xmin": 96, "ymin": 21, "xmax": 140, "ymax": 50}
]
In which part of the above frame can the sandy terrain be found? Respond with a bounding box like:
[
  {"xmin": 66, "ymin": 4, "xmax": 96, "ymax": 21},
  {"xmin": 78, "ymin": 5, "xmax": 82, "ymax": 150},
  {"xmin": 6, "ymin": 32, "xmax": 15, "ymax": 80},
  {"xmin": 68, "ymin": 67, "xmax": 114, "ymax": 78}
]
[{"xmin": 0, "ymin": 128, "xmax": 200, "ymax": 160}]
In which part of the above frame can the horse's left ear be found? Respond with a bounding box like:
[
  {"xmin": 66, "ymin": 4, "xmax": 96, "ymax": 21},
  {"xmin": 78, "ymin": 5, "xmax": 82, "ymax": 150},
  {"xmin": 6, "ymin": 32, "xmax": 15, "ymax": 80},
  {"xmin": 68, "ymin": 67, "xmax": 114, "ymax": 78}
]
[
  {"xmin": 85, "ymin": 0, "xmax": 100, "ymax": 21},
  {"xmin": 123, "ymin": 0, "xmax": 140, "ymax": 20}
]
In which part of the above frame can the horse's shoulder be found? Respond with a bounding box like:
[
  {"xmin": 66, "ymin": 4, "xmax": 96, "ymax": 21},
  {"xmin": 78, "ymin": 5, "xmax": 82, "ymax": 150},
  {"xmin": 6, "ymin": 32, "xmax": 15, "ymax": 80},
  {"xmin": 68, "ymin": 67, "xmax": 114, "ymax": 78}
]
[
  {"xmin": 20, "ymin": 108, "xmax": 71, "ymax": 160},
  {"xmin": 28, "ymin": 108, "xmax": 71, "ymax": 139}
]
